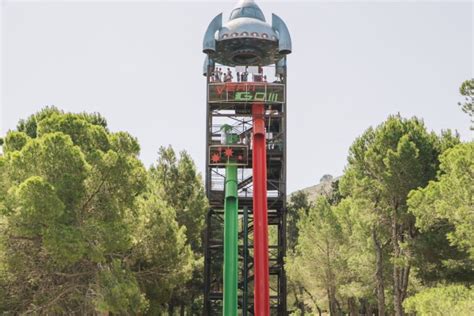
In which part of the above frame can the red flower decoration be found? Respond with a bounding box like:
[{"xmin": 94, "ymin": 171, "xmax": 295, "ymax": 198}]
[
  {"xmin": 224, "ymin": 148, "xmax": 234, "ymax": 157},
  {"xmin": 237, "ymin": 155, "xmax": 243, "ymax": 161},
  {"xmin": 211, "ymin": 153, "xmax": 221, "ymax": 163}
]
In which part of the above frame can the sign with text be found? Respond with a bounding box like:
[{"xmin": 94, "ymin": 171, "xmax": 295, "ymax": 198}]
[{"xmin": 208, "ymin": 83, "xmax": 285, "ymax": 103}]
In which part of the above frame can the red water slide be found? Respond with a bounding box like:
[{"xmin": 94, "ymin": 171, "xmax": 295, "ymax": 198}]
[{"xmin": 252, "ymin": 103, "xmax": 270, "ymax": 316}]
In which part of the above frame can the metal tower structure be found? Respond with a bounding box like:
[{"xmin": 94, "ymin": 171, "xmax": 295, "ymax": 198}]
[{"xmin": 202, "ymin": 1, "xmax": 291, "ymax": 314}]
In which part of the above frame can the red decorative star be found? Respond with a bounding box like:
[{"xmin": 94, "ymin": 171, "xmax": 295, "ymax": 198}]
[
  {"xmin": 211, "ymin": 153, "xmax": 221, "ymax": 163},
  {"xmin": 224, "ymin": 148, "xmax": 234, "ymax": 157},
  {"xmin": 237, "ymin": 155, "xmax": 243, "ymax": 161}
]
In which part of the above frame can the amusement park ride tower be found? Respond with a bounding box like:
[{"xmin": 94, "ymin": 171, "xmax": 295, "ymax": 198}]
[{"xmin": 202, "ymin": 0, "xmax": 291, "ymax": 315}]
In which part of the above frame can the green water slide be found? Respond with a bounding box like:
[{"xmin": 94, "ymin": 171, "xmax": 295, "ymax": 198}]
[{"xmin": 222, "ymin": 125, "xmax": 238, "ymax": 316}]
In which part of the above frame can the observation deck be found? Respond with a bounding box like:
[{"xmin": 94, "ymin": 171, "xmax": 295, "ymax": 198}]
[
  {"xmin": 208, "ymin": 82, "xmax": 285, "ymax": 103},
  {"xmin": 208, "ymin": 82, "xmax": 285, "ymax": 114}
]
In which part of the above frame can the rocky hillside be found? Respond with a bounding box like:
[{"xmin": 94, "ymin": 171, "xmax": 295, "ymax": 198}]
[{"xmin": 291, "ymin": 174, "xmax": 338, "ymax": 202}]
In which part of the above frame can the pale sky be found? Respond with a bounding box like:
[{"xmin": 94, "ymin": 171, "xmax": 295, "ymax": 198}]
[{"xmin": 2, "ymin": 0, "xmax": 473, "ymax": 193}]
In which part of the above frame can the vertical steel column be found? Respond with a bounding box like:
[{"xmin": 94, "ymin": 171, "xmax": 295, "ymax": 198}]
[
  {"xmin": 203, "ymin": 210, "xmax": 211, "ymax": 315},
  {"xmin": 280, "ymin": 62, "xmax": 288, "ymax": 314},
  {"xmin": 223, "ymin": 164, "xmax": 238, "ymax": 316},
  {"xmin": 203, "ymin": 65, "xmax": 212, "ymax": 315},
  {"xmin": 242, "ymin": 206, "xmax": 249, "ymax": 316},
  {"xmin": 252, "ymin": 102, "xmax": 270, "ymax": 316}
]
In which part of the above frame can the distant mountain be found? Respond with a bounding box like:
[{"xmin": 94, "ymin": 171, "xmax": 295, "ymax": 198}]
[{"xmin": 290, "ymin": 174, "xmax": 339, "ymax": 202}]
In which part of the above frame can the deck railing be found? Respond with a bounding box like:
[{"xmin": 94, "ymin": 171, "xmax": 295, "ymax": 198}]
[{"xmin": 208, "ymin": 82, "xmax": 285, "ymax": 104}]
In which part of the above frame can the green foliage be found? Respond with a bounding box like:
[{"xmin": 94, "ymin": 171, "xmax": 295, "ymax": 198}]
[
  {"xmin": 16, "ymin": 106, "xmax": 62, "ymax": 138},
  {"xmin": 287, "ymin": 190, "xmax": 312, "ymax": 251},
  {"xmin": 8, "ymin": 176, "xmax": 64, "ymax": 233},
  {"xmin": 131, "ymin": 193, "xmax": 193, "ymax": 312},
  {"xmin": 409, "ymin": 142, "xmax": 474, "ymax": 258},
  {"xmin": 16, "ymin": 106, "xmax": 108, "ymax": 138},
  {"xmin": 288, "ymin": 115, "xmax": 464, "ymax": 315},
  {"xmin": 343, "ymin": 115, "xmax": 440, "ymax": 203},
  {"xmin": 149, "ymin": 146, "xmax": 207, "ymax": 252},
  {"xmin": 340, "ymin": 115, "xmax": 460, "ymax": 315},
  {"xmin": 287, "ymin": 197, "xmax": 346, "ymax": 314},
  {"xmin": 95, "ymin": 260, "xmax": 149, "ymax": 315},
  {"xmin": 333, "ymin": 198, "xmax": 380, "ymax": 300},
  {"xmin": 146, "ymin": 146, "xmax": 207, "ymax": 313},
  {"xmin": 2, "ymin": 131, "xmax": 29, "ymax": 152},
  {"xmin": 403, "ymin": 285, "xmax": 474, "ymax": 316},
  {"xmin": 436, "ymin": 129, "xmax": 461, "ymax": 154},
  {"xmin": 458, "ymin": 79, "xmax": 474, "ymax": 130},
  {"xmin": 37, "ymin": 113, "xmax": 111, "ymax": 155},
  {"xmin": 286, "ymin": 191, "xmax": 317, "ymax": 313},
  {"xmin": 0, "ymin": 108, "xmax": 180, "ymax": 314},
  {"xmin": 0, "ymin": 110, "xmax": 203, "ymax": 314},
  {"xmin": 5, "ymin": 132, "xmax": 89, "ymax": 210}
]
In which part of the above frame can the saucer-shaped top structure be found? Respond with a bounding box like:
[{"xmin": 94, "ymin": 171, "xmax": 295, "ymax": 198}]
[{"xmin": 203, "ymin": 0, "xmax": 291, "ymax": 66}]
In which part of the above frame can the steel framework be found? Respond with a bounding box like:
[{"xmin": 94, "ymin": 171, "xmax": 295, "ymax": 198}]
[{"xmin": 203, "ymin": 65, "xmax": 288, "ymax": 315}]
